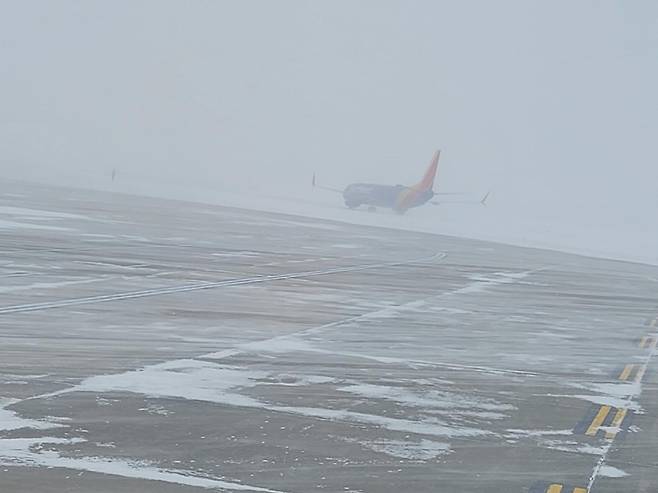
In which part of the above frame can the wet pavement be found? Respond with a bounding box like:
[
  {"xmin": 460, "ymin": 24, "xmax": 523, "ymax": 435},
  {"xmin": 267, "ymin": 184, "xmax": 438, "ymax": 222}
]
[{"xmin": 0, "ymin": 182, "xmax": 656, "ymax": 492}]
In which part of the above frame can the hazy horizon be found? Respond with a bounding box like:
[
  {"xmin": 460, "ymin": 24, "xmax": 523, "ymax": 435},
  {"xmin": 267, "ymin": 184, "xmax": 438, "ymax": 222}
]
[{"xmin": 2, "ymin": 1, "xmax": 657, "ymax": 263}]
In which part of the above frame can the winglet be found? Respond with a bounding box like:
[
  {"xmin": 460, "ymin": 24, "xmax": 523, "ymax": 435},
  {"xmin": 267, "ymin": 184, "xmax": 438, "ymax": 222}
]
[
  {"xmin": 312, "ymin": 173, "xmax": 316, "ymax": 187},
  {"xmin": 480, "ymin": 190, "xmax": 491, "ymax": 206}
]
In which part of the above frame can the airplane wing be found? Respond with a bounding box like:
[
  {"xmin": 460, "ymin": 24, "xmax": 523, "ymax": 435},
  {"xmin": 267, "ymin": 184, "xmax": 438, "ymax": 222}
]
[
  {"xmin": 312, "ymin": 173, "xmax": 343, "ymax": 193},
  {"xmin": 431, "ymin": 191, "xmax": 491, "ymax": 206}
]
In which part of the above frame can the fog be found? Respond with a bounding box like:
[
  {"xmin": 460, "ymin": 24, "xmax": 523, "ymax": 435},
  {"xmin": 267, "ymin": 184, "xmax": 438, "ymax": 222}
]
[{"xmin": 1, "ymin": 1, "xmax": 657, "ymax": 263}]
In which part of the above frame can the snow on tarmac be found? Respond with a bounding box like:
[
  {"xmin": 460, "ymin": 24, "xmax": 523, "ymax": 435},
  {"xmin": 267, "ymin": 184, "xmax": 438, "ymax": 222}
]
[
  {"xmin": 336, "ymin": 382, "xmax": 514, "ymax": 415},
  {"xmin": 0, "ymin": 436, "xmax": 287, "ymax": 492},
  {"xmin": 598, "ymin": 465, "xmax": 629, "ymax": 478},
  {"xmin": 45, "ymin": 359, "xmax": 491, "ymax": 439},
  {"xmin": 0, "ymin": 206, "xmax": 88, "ymax": 221},
  {"xmin": 0, "ymin": 395, "xmax": 288, "ymax": 492},
  {"xmin": 0, "ymin": 219, "xmax": 71, "ymax": 231},
  {"xmin": 343, "ymin": 438, "xmax": 452, "ymax": 460},
  {"xmin": 0, "ymin": 277, "xmax": 111, "ymax": 295},
  {"xmin": 0, "ymin": 398, "xmax": 62, "ymax": 432}
]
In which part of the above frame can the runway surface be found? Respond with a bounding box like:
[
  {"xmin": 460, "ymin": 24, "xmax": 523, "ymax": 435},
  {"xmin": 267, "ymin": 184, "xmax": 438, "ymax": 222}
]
[{"xmin": 0, "ymin": 181, "xmax": 657, "ymax": 492}]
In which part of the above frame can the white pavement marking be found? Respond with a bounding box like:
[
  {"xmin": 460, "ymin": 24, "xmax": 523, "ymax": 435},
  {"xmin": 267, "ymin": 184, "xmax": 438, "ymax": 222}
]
[{"xmin": 0, "ymin": 252, "xmax": 447, "ymax": 315}]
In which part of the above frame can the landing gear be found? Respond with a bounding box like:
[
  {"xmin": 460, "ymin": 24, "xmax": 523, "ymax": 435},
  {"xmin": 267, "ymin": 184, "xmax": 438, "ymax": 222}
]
[
  {"xmin": 367, "ymin": 206, "xmax": 377, "ymax": 213},
  {"xmin": 345, "ymin": 201, "xmax": 360, "ymax": 209}
]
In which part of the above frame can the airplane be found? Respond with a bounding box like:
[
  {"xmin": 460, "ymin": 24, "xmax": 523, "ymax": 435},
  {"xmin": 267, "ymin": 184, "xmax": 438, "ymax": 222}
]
[{"xmin": 312, "ymin": 150, "xmax": 488, "ymax": 214}]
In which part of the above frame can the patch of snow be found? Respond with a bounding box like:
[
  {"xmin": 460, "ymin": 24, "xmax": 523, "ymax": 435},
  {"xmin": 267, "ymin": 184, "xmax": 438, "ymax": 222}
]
[
  {"xmin": 541, "ymin": 440, "xmax": 606, "ymax": 456},
  {"xmin": 0, "ymin": 277, "xmax": 109, "ymax": 294},
  {"xmin": 0, "ymin": 437, "xmax": 286, "ymax": 492},
  {"xmin": 45, "ymin": 359, "xmax": 490, "ymax": 439},
  {"xmin": 0, "ymin": 400, "xmax": 62, "ymax": 432},
  {"xmin": 337, "ymin": 383, "xmax": 514, "ymax": 413},
  {"xmin": 0, "ymin": 219, "xmax": 70, "ymax": 231},
  {"xmin": 49, "ymin": 359, "xmax": 268, "ymax": 409},
  {"xmin": 355, "ymin": 439, "xmax": 451, "ymax": 460},
  {"xmin": 505, "ymin": 428, "xmax": 573, "ymax": 437},
  {"xmin": 569, "ymin": 381, "xmax": 641, "ymax": 399},
  {"xmin": 1, "ymin": 374, "xmax": 49, "ymax": 380},
  {"xmin": 266, "ymin": 404, "xmax": 488, "ymax": 438},
  {"xmin": 263, "ymin": 374, "xmax": 337, "ymax": 386},
  {"xmin": 139, "ymin": 404, "xmax": 174, "ymax": 416},
  {"xmin": 565, "ymin": 394, "xmax": 640, "ymax": 411},
  {"xmin": 81, "ymin": 233, "xmax": 116, "ymax": 239},
  {"xmin": 212, "ymin": 251, "xmax": 261, "ymax": 258},
  {"xmin": 598, "ymin": 465, "xmax": 629, "ymax": 478},
  {"xmin": 0, "ymin": 206, "xmax": 87, "ymax": 220}
]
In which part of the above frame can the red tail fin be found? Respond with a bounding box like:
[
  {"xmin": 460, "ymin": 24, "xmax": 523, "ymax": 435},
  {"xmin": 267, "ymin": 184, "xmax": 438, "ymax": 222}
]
[
  {"xmin": 393, "ymin": 150, "xmax": 441, "ymax": 211},
  {"xmin": 415, "ymin": 150, "xmax": 440, "ymax": 192}
]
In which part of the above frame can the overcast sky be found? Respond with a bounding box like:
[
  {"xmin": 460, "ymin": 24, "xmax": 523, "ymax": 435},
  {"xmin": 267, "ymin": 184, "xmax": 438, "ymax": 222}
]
[{"xmin": 1, "ymin": 1, "xmax": 657, "ymax": 260}]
